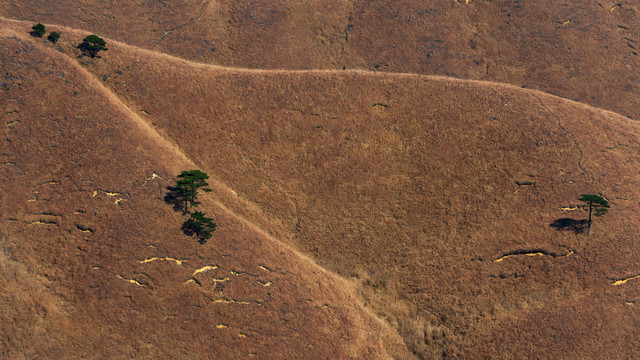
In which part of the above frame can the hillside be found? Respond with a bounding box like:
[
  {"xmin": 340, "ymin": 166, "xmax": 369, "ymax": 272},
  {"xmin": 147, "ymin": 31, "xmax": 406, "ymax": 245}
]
[
  {"xmin": 2, "ymin": 0, "xmax": 639, "ymax": 120},
  {"xmin": 2, "ymin": 13, "xmax": 640, "ymax": 360},
  {"xmin": 78, "ymin": 35, "xmax": 640, "ymax": 359},
  {"xmin": 0, "ymin": 23, "xmax": 410, "ymax": 359}
]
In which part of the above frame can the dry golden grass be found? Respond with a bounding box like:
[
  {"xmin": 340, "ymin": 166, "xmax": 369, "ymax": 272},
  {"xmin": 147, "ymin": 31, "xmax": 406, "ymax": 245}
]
[
  {"xmin": 1, "ymin": 8, "xmax": 640, "ymax": 359},
  {"xmin": 0, "ymin": 22, "xmax": 410, "ymax": 359},
  {"xmin": 0, "ymin": 245, "xmax": 76, "ymax": 359},
  {"xmin": 3, "ymin": 0, "xmax": 639, "ymax": 121},
  {"xmin": 68, "ymin": 30, "xmax": 640, "ymax": 359}
]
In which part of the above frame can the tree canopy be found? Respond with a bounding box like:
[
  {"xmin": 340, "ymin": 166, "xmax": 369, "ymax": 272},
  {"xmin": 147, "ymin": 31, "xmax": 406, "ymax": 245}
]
[
  {"xmin": 78, "ymin": 35, "xmax": 108, "ymax": 58},
  {"xmin": 175, "ymin": 170, "xmax": 212, "ymax": 213},
  {"xmin": 47, "ymin": 31, "xmax": 61, "ymax": 44},
  {"xmin": 578, "ymin": 194, "xmax": 609, "ymax": 236},
  {"xmin": 182, "ymin": 211, "xmax": 217, "ymax": 244},
  {"xmin": 30, "ymin": 23, "xmax": 45, "ymax": 37}
]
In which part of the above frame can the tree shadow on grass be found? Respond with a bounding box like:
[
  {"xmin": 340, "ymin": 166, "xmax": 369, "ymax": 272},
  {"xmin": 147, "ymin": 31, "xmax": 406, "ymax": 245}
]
[
  {"xmin": 180, "ymin": 221, "xmax": 207, "ymax": 245},
  {"xmin": 180, "ymin": 220, "xmax": 197, "ymax": 237},
  {"xmin": 164, "ymin": 186, "xmax": 187, "ymax": 215},
  {"xmin": 550, "ymin": 218, "xmax": 588, "ymax": 234}
]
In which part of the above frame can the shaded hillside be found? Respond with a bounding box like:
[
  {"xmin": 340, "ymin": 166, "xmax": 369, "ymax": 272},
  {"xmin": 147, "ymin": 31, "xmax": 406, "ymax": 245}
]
[
  {"xmin": 49, "ymin": 30, "xmax": 640, "ymax": 358},
  {"xmin": 2, "ymin": 0, "xmax": 639, "ymax": 120},
  {"xmin": 0, "ymin": 25, "xmax": 410, "ymax": 359}
]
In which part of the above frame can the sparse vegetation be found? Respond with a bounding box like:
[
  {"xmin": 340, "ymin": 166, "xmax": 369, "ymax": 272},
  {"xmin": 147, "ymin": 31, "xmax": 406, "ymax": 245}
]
[
  {"xmin": 47, "ymin": 31, "xmax": 60, "ymax": 44},
  {"xmin": 78, "ymin": 35, "xmax": 108, "ymax": 58},
  {"xmin": 579, "ymin": 194, "xmax": 610, "ymax": 236},
  {"xmin": 30, "ymin": 23, "xmax": 45, "ymax": 37}
]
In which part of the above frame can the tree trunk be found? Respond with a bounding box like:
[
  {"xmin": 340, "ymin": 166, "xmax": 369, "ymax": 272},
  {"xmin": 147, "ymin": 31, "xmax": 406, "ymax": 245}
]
[{"xmin": 587, "ymin": 201, "xmax": 593, "ymax": 236}]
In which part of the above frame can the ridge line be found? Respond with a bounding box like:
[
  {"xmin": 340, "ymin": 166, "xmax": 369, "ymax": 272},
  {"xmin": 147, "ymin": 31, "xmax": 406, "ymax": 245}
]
[{"xmin": 0, "ymin": 15, "xmax": 635, "ymax": 123}]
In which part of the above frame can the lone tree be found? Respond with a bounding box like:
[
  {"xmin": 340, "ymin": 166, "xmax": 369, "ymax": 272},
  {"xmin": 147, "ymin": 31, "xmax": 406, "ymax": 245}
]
[
  {"xmin": 175, "ymin": 170, "xmax": 212, "ymax": 214},
  {"xmin": 31, "ymin": 23, "xmax": 46, "ymax": 37},
  {"xmin": 578, "ymin": 194, "xmax": 609, "ymax": 236},
  {"xmin": 78, "ymin": 35, "xmax": 108, "ymax": 58},
  {"xmin": 47, "ymin": 31, "xmax": 61, "ymax": 44},
  {"xmin": 182, "ymin": 211, "xmax": 217, "ymax": 244}
]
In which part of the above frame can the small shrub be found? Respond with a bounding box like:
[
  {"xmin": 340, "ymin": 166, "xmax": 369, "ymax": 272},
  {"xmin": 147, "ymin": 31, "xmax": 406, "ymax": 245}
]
[
  {"xmin": 47, "ymin": 32, "xmax": 61, "ymax": 44},
  {"xmin": 30, "ymin": 23, "xmax": 46, "ymax": 37}
]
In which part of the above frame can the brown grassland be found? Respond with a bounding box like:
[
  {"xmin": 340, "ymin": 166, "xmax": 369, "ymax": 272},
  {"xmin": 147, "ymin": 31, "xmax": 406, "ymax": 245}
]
[
  {"xmin": 1, "ymin": 1, "xmax": 640, "ymax": 359},
  {"xmin": 0, "ymin": 22, "xmax": 409, "ymax": 359},
  {"xmin": 4, "ymin": 0, "xmax": 640, "ymax": 120}
]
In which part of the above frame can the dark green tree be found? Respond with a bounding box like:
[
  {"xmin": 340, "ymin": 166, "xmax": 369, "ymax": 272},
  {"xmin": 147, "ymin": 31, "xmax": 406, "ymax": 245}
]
[
  {"xmin": 165, "ymin": 170, "xmax": 217, "ymax": 244},
  {"xmin": 31, "ymin": 23, "xmax": 46, "ymax": 37},
  {"xmin": 78, "ymin": 35, "xmax": 108, "ymax": 58},
  {"xmin": 578, "ymin": 194, "xmax": 609, "ymax": 236},
  {"xmin": 181, "ymin": 211, "xmax": 217, "ymax": 244},
  {"xmin": 175, "ymin": 170, "xmax": 213, "ymax": 213},
  {"xmin": 47, "ymin": 31, "xmax": 61, "ymax": 44}
]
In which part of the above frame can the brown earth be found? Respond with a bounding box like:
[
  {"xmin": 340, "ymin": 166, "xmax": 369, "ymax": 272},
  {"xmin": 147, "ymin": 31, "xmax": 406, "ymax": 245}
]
[{"xmin": 1, "ymin": 5, "xmax": 640, "ymax": 360}]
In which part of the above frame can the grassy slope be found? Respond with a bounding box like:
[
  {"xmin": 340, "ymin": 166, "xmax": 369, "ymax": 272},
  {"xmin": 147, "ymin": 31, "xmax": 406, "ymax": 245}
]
[
  {"xmin": 0, "ymin": 23, "xmax": 410, "ymax": 359},
  {"xmin": 2, "ymin": 0, "xmax": 639, "ymax": 121},
  {"xmin": 59, "ymin": 32, "xmax": 640, "ymax": 358},
  {"xmin": 2, "ymin": 16, "xmax": 640, "ymax": 359}
]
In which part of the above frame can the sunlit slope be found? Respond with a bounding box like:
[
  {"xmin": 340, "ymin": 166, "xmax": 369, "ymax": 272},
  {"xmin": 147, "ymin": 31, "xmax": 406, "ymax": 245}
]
[
  {"xmin": 65, "ymin": 34, "xmax": 640, "ymax": 358},
  {"xmin": 344, "ymin": 0, "xmax": 640, "ymax": 121},
  {"xmin": 0, "ymin": 26, "xmax": 410, "ymax": 359},
  {"xmin": 2, "ymin": 1, "xmax": 639, "ymax": 120}
]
